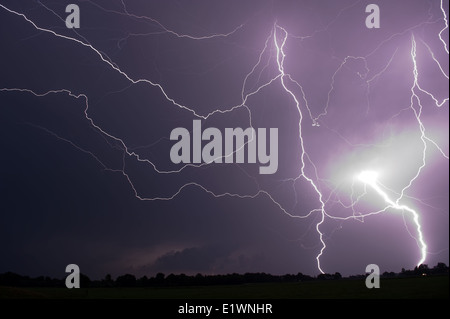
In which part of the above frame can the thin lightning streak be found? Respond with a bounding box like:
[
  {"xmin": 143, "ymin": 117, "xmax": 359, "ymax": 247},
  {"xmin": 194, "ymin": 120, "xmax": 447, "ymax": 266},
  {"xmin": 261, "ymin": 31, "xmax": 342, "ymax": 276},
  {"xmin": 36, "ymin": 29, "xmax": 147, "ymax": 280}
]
[
  {"xmin": 315, "ymin": 56, "xmax": 362, "ymax": 123},
  {"xmin": 290, "ymin": 0, "xmax": 362, "ymax": 41},
  {"xmin": 0, "ymin": 3, "xmax": 283, "ymax": 173},
  {"xmin": 0, "ymin": 3, "xmax": 252, "ymax": 120},
  {"xmin": 0, "ymin": 87, "xmax": 314, "ymax": 225},
  {"xmin": 84, "ymin": 0, "xmax": 247, "ymax": 48},
  {"xmin": 439, "ymin": 0, "xmax": 449, "ymax": 54},
  {"xmin": 395, "ymin": 35, "xmax": 429, "ymax": 202},
  {"xmin": 420, "ymin": 39, "xmax": 449, "ymax": 80},
  {"xmin": 0, "ymin": 1, "xmax": 285, "ymax": 219},
  {"xmin": 27, "ymin": 124, "xmax": 117, "ymax": 173},
  {"xmin": 413, "ymin": 45, "xmax": 449, "ymax": 110},
  {"xmin": 241, "ymin": 30, "xmax": 274, "ymax": 101},
  {"xmin": 310, "ymin": 9, "xmax": 446, "ymax": 124},
  {"xmin": 400, "ymin": 33, "xmax": 450, "ymax": 201},
  {"xmin": 119, "ymin": 0, "xmax": 246, "ymax": 40},
  {"xmin": 273, "ymin": 24, "xmax": 327, "ymax": 274}
]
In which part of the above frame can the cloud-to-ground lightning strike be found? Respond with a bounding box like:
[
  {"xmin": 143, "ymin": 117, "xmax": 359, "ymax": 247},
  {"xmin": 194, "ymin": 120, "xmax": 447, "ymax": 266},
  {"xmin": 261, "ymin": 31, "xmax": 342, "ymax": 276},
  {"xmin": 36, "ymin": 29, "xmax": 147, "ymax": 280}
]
[
  {"xmin": 0, "ymin": 1, "xmax": 448, "ymax": 275},
  {"xmin": 357, "ymin": 170, "xmax": 427, "ymax": 266},
  {"xmin": 273, "ymin": 23, "xmax": 327, "ymax": 274}
]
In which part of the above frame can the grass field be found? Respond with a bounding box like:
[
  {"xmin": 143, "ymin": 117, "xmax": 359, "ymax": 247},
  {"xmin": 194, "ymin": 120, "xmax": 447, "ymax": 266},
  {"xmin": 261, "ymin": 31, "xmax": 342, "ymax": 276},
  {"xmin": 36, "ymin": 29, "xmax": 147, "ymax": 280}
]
[{"xmin": 0, "ymin": 276, "xmax": 448, "ymax": 299}]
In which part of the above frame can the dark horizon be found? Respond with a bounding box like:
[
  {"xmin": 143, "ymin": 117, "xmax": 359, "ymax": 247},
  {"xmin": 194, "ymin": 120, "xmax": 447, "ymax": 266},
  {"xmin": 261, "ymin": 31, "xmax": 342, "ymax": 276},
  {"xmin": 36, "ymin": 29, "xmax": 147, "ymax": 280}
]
[
  {"xmin": 0, "ymin": 0, "xmax": 448, "ymax": 280},
  {"xmin": 1, "ymin": 262, "xmax": 448, "ymax": 287}
]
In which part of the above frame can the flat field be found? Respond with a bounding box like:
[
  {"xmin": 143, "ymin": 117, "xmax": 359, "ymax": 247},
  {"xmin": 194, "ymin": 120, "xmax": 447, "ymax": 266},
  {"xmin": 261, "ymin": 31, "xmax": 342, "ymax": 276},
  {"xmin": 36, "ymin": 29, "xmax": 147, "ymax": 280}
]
[{"xmin": 0, "ymin": 276, "xmax": 448, "ymax": 299}]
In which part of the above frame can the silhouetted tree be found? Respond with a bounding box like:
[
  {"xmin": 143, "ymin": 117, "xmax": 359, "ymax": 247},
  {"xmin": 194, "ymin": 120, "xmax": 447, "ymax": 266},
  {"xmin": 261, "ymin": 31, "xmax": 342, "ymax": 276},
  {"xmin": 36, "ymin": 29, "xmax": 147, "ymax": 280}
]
[
  {"xmin": 317, "ymin": 273, "xmax": 334, "ymax": 280},
  {"xmin": 137, "ymin": 275, "xmax": 148, "ymax": 287},
  {"xmin": 382, "ymin": 271, "xmax": 396, "ymax": 278},
  {"xmin": 296, "ymin": 272, "xmax": 313, "ymax": 281},
  {"xmin": 155, "ymin": 272, "xmax": 165, "ymax": 285},
  {"xmin": 2, "ymin": 261, "xmax": 449, "ymax": 289},
  {"xmin": 0, "ymin": 272, "xmax": 24, "ymax": 286},
  {"xmin": 432, "ymin": 262, "xmax": 449, "ymax": 274},
  {"xmin": 80, "ymin": 273, "xmax": 91, "ymax": 288},
  {"xmin": 102, "ymin": 274, "xmax": 114, "ymax": 287},
  {"xmin": 116, "ymin": 274, "xmax": 136, "ymax": 287},
  {"xmin": 194, "ymin": 273, "xmax": 204, "ymax": 285},
  {"xmin": 414, "ymin": 264, "xmax": 430, "ymax": 275}
]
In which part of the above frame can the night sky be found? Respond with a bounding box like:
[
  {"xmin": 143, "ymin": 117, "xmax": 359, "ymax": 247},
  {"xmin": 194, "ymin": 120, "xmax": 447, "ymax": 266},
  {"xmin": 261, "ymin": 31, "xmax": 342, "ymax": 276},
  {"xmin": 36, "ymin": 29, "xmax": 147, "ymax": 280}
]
[{"xmin": 0, "ymin": 0, "xmax": 448, "ymax": 280}]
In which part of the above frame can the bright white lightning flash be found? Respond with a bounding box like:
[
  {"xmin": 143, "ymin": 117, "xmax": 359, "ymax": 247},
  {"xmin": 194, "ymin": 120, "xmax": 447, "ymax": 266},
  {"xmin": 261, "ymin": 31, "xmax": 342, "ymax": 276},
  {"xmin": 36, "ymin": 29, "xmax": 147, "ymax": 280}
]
[
  {"xmin": 358, "ymin": 171, "xmax": 379, "ymax": 185},
  {"xmin": 357, "ymin": 170, "xmax": 427, "ymax": 266}
]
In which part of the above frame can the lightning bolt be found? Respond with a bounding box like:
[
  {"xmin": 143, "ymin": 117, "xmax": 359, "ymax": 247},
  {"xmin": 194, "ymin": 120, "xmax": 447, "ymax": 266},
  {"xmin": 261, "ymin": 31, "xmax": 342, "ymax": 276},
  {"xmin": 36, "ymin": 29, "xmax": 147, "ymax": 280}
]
[
  {"xmin": 358, "ymin": 171, "xmax": 427, "ymax": 266},
  {"xmin": 0, "ymin": 1, "xmax": 448, "ymax": 275},
  {"xmin": 273, "ymin": 23, "xmax": 327, "ymax": 274},
  {"xmin": 439, "ymin": 0, "xmax": 449, "ymax": 54}
]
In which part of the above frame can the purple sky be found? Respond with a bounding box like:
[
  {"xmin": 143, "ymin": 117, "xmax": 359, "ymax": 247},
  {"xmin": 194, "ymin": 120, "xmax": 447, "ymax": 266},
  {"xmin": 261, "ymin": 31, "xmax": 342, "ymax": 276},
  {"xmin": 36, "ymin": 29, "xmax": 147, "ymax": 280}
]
[{"xmin": 0, "ymin": 0, "xmax": 448, "ymax": 279}]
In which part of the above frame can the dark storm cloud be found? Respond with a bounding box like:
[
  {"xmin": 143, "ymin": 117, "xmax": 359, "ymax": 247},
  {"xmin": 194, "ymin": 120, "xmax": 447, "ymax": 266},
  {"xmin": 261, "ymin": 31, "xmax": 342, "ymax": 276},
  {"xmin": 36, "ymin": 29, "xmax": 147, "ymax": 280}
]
[{"xmin": 146, "ymin": 244, "xmax": 235, "ymax": 274}]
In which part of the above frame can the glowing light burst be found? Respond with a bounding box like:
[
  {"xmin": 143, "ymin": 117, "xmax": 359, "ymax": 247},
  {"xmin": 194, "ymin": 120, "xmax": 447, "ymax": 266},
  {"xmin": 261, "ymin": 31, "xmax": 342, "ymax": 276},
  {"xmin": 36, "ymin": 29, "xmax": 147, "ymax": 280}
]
[
  {"xmin": 0, "ymin": 1, "xmax": 448, "ymax": 275},
  {"xmin": 358, "ymin": 171, "xmax": 379, "ymax": 185}
]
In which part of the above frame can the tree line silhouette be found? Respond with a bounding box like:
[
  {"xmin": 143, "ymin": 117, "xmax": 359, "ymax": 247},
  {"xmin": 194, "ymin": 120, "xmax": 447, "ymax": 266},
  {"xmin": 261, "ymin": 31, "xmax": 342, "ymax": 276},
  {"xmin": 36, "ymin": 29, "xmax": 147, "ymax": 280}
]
[{"xmin": 0, "ymin": 262, "xmax": 447, "ymax": 288}]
